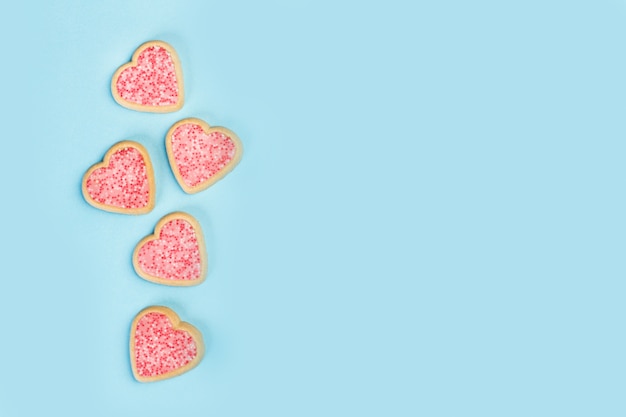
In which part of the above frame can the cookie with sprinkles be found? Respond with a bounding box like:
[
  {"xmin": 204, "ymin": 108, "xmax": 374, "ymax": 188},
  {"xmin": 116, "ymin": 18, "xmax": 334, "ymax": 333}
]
[
  {"xmin": 112, "ymin": 40, "xmax": 184, "ymax": 113},
  {"xmin": 130, "ymin": 306, "xmax": 204, "ymax": 382},
  {"xmin": 133, "ymin": 212, "xmax": 207, "ymax": 286},
  {"xmin": 166, "ymin": 117, "xmax": 243, "ymax": 193},
  {"xmin": 82, "ymin": 141, "xmax": 156, "ymax": 215}
]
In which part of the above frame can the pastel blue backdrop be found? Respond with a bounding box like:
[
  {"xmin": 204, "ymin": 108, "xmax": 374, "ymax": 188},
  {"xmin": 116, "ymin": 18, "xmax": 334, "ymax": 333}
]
[{"xmin": 1, "ymin": 1, "xmax": 625, "ymax": 416}]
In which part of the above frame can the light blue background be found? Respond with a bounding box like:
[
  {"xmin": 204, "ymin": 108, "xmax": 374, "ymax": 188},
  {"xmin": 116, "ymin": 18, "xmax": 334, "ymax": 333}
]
[{"xmin": 1, "ymin": 0, "xmax": 625, "ymax": 415}]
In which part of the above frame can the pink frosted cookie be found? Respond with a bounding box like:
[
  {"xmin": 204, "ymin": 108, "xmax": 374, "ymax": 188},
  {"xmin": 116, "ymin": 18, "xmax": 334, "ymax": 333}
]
[
  {"xmin": 111, "ymin": 40, "xmax": 184, "ymax": 113},
  {"xmin": 82, "ymin": 141, "xmax": 155, "ymax": 215},
  {"xmin": 130, "ymin": 306, "xmax": 204, "ymax": 382},
  {"xmin": 166, "ymin": 118, "xmax": 243, "ymax": 193},
  {"xmin": 133, "ymin": 212, "xmax": 207, "ymax": 286}
]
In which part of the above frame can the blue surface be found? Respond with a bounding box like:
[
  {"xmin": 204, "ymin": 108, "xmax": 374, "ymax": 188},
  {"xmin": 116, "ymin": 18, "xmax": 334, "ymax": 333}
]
[{"xmin": 1, "ymin": 0, "xmax": 626, "ymax": 415}]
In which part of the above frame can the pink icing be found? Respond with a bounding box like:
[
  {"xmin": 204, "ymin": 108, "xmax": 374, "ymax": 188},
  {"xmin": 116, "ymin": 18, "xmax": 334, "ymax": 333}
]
[
  {"xmin": 137, "ymin": 219, "xmax": 202, "ymax": 281},
  {"xmin": 171, "ymin": 123, "xmax": 237, "ymax": 187},
  {"xmin": 134, "ymin": 312, "xmax": 197, "ymax": 377},
  {"xmin": 85, "ymin": 147, "xmax": 150, "ymax": 209},
  {"xmin": 116, "ymin": 46, "xmax": 179, "ymax": 107}
]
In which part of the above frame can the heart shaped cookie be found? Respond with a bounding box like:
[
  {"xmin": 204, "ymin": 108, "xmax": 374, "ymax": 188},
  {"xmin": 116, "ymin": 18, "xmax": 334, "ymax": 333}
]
[
  {"xmin": 133, "ymin": 212, "xmax": 207, "ymax": 286},
  {"xmin": 166, "ymin": 118, "xmax": 243, "ymax": 193},
  {"xmin": 82, "ymin": 141, "xmax": 155, "ymax": 215},
  {"xmin": 130, "ymin": 306, "xmax": 204, "ymax": 382},
  {"xmin": 111, "ymin": 40, "xmax": 184, "ymax": 113}
]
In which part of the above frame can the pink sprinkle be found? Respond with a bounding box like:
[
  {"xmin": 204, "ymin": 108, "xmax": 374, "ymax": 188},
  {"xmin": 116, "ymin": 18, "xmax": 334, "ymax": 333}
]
[
  {"xmin": 116, "ymin": 46, "xmax": 179, "ymax": 106},
  {"xmin": 171, "ymin": 123, "xmax": 236, "ymax": 187},
  {"xmin": 134, "ymin": 312, "xmax": 197, "ymax": 377},
  {"xmin": 137, "ymin": 219, "xmax": 202, "ymax": 281},
  {"xmin": 85, "ymin": 147, "xmax": 150, "ymax": 209}
]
